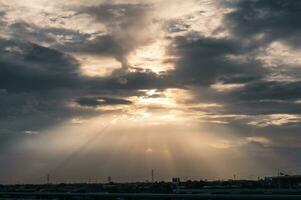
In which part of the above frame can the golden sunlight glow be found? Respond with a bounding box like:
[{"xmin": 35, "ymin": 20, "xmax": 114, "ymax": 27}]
[
  {"xmin": 137, "ymin": 96, "xmax": 174, "ymax": 106},
  {"xmin": 210, "ymin": 140, "xmax": 234, "ymax": 149},
  {"xmin": 248, "ymin": 114, "xmax": 301, "ymax": 127},
  {"xmin": 128, "ymin": 89, "xmax": 191, "ymax": 116},
  {"xmin": 246, "ymin": 136, "xmax": 271, "ymax": 145},
  {"xmin": 127, "ymin": 41, "xmax": 175, "ymax": 73},
  {"xmin": 211, "ymin": 82, "xmax": 245, "ymax": 92},
  {"xmin": 75, "ymin": 54, "xmax": 122, "ymax": 77},
  {"xmin": 258, "ymin": 42, "xmax": 301, "ymax": 67},
  {"xmin": 21, "ymin": 111, "xmax": 263, "ymax": 182}
]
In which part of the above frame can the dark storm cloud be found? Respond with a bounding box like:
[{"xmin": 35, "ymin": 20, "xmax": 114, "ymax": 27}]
[
  {"xmin": 1, "ymin": 1, "xmax": 300, "ymax": 131},
  {"xmin": 59, "ymin": 34, "xmax": 123, "ymax": 57},
  {"xmin": 195, "ymin": 0, "xmax": 301, "ymax": 119},
  {"xmin": 0, "ymin": 38, "xmax": 98, "ymax": 136},
  {"xmin": 217, "ymin": 80, "xmax": 301, "ymax": 116},
  {"xmin": 3, "ymin": 20, "xmax": 129, "ymax": 68},
  {"xmin": 161, "ymin": 0, "xmax": 301, "ymax": 123},
  {"xmin": 0, "ymin": 10, "xmax": 7, "ymax": 28},
  {"xmin": 76, "ymin": 96, "xmax": 132, "ymax": 107},
  {"xmin": 0, "ymin": 39, "xmax": 81, "ymax": 91},
  {"xmin": 224, "ymin": 0, "xmax": 301, "ymax": 48},
  {"xmin": 187, "ymin": 80, "xmax": 301, "ymax": 117},
  {"xmin": 7, "ymin": 21, "xmax": 94, "ymax": 47},
  {"xmin": 234, "ymin": 81, "xmax": 301, "ymax": 101},
  {"xmin": 84, "ymin": 70, "xmax": 173, "ymax": 96},
  {"xmin": 0, "ymin": 38, "xmax": 166, "ymax": 93},
  {"xmin": 167, "ymin": 35, "xmax": 265, "ymax": 86},
  {"xmin": 0, "ymin": 91, "xmax": 97, "ymax": 129},
  {"xmin": 0, "ymin": 36, "xmax": 168, "ymax": 134},
  {"xmin": 221, "ymin": 99, "xmax": 301, "ymax": 116}
]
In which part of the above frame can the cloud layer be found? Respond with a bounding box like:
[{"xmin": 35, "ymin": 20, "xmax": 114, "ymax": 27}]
[{"xmin": 0, "ymin": 0, "xmax": 301, "ymax": 183}]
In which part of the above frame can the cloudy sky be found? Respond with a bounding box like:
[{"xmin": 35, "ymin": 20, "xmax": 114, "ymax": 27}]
[{"xmin": 0, "ymin": 0, "xmax": 301, "ymax": 184}]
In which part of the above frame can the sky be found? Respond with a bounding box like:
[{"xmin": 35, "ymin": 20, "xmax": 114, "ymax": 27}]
[{"xmin": 0, "ymin": 0, "xmax": 301, "ymax": 184}]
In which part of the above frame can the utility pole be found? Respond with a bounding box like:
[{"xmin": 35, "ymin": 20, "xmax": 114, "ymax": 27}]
[
  {"xmin": 151, "ymin": 169, "xmax": 154, "ymax": 183},
  {"xmin": 47, "ymin": 174, "xmax": 50, "ymax": 185}
]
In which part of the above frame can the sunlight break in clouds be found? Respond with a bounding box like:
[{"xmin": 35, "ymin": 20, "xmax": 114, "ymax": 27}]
[{"xmin": 1, "ymin": 0, "xmax": 301, "ymax": 184}]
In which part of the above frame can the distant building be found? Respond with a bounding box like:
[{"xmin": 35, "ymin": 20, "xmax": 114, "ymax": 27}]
[
  {"xmin": 172, "ymin": 178, "xmax": 181, "ymax": 186},
  {"xmin": 265, "ymin": 175, "xmax": 301, "ymax": 188},
  {"xmin": 107, "ymin": 176, "xmax": 112, "ymax": 183}
]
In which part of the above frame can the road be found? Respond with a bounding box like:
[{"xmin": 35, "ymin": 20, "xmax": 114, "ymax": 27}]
[{"xmin": 1, "ymin": 192, "xmax": 301, "ymax": 199}]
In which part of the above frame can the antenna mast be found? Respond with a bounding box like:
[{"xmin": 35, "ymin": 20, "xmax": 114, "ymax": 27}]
[{"xmin": 151, "ymin": 169, "xmax": 154, "ymax": 183}]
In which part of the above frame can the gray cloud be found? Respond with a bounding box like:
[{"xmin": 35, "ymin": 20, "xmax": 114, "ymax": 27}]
[
  {"xmin": 0, "ymin": 39, "xmax": 81, "ymax": 92},
  {"xmin": 234, "ymin": 81, "xmax": 301, "ymax": 101},
  {"xmin": 80, "ymin": 3, "xmax": 150, "ymax": 28},
  {"xmin": 58, "ymin": 34, "xmax": 124, "ymax": 58},
  {"xmin": 224, "ymin": 0, "xmax": 301, "ymax": 48},
  {"xmin": 76, "ymin": 96, "xmax": 132, "ymax": 107},
  {"xmin": 164, "ymin": 19, "xmax": 190, "ymax": 33},
  {"xmin": 1, "ymin": 0, "xmax": 300, "ymax": 134},
  {"xmin": 0, "ymin": 39, "xmax": 96, "ymax": 137},
  {"xmin": 218, "ymin": 80, "xmax": 301, "ymax": 117},
  {"xmin": 0, "ymin": 36, "xmax": 169, "ymax": 138},
  {"xmin": 167, "ymin": 34, "xmax": 265, "ymax": 86},
  {"xmin": 76, "ymin": 3, "xmax": 154, "ymax": 68}
]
